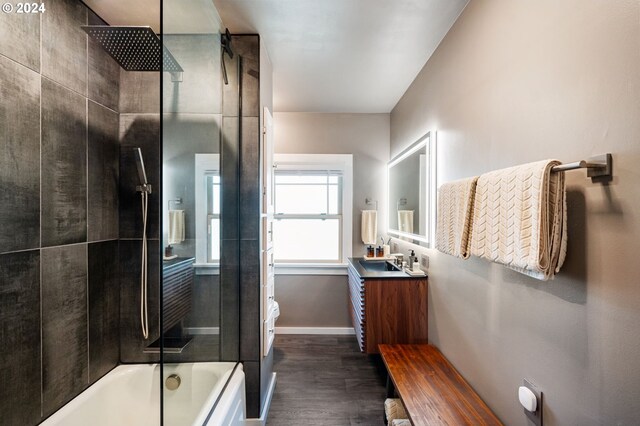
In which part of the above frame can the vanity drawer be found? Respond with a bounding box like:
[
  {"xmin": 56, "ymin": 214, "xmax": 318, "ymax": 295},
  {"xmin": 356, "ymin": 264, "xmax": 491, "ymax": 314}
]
[
  {"xmin": 262, "ymin": 216, "xmax": 274, "ymax": 251},
  {"xmin": 263, "ymin": 275, "xmax": 275, "ymax": 313}
]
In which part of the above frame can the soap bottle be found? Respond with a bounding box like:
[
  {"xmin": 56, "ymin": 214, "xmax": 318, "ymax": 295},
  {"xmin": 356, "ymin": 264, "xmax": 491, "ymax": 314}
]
[
  {"xmin": 367, "ymin": 245, "xmax": 374, "ymax": 257},
  {"xmin": 408, "ymin": 250, "xmax": 415, "ymax": 269}
]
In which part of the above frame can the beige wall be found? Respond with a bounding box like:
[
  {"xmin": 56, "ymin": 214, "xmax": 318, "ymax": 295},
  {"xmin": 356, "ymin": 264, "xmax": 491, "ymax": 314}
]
[
  {"xmin": 390, "ymin": 0, "xmax": 640, "ymax": 424},
  {"xmin": 273, "ymin": 113, "xmax": 390, "ymax": 328}
]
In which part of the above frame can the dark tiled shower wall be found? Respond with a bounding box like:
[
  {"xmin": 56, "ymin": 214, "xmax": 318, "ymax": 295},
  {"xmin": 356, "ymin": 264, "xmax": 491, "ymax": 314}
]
[
  {"xmin": 222, "ymin": 35, "xmax": 271, "ymax": 419},
  {"xmin": 118, "ymin": 69, "xmax": 162, "ymax": 363},
  {"xmin": 0, "ymin": 2, "xmax": 120, "ymax": 424}
]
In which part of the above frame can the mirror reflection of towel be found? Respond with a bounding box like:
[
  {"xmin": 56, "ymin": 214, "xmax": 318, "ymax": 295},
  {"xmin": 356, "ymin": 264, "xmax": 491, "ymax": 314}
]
[
  {"xmin": 398, "ymin": 210, "xmax": 414, "ymax": 236},
  {"xmin": 168, "ymin": 210, "xmax": 185, "ymax": 245}
]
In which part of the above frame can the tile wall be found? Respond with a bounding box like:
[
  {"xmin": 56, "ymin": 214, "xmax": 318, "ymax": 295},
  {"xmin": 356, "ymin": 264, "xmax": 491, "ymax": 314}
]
[
  {"xmin": 118, "ymin": 69, "xmax": 161, "ymax": 363},
  {"xmin": 0, "ymin": 1, "xmax": 120, "ymax": 423}
]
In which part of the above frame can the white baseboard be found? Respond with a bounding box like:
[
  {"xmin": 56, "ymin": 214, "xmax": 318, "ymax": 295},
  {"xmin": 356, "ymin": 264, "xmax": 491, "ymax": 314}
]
[
  {"xmin": 275, "ymin": 327, "xmax": 355, "ymax": 335},
  {"xmin": 245, "ymin": 372, "xmax": 277, "ymax": 426}
]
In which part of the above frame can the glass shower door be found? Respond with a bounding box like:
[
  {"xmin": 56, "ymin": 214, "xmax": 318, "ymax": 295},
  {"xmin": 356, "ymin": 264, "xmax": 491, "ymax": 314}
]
[{"xmin": 161, "ymin": 1, "xmax": 240, "ymax": 424}]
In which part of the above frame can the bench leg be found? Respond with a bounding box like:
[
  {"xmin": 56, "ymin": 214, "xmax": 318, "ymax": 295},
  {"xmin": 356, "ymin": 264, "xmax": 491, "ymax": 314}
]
[{"xmin": 386, "ymin": 374, "xmax": 395, "ymax": 398}]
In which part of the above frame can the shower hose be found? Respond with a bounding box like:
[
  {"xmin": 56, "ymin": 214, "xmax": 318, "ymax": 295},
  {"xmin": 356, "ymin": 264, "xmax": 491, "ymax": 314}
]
[{"xmin": 140, "ymin": 190, "xmax": 149, "ymax": 340}]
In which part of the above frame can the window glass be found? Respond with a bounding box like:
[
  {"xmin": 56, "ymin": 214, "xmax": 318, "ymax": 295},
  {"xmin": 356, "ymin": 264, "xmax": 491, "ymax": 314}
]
[
  {"xmin": 209, "ymin": 217, "xmax": 220, "ymax": 261},
  {"xmin": 274, "ymin": 170, "xmax": 343, "ymax": 263},
  {"xmin": 275, "ymin": 183, "xmax": 328, "ymax": 214},
  {"xmin": 206, "ymin": 173, "xmax": 221, "ymax": 262},
  {"xmin": 273, "ymin": 219, "xmax": 340, "ymax": 261}
]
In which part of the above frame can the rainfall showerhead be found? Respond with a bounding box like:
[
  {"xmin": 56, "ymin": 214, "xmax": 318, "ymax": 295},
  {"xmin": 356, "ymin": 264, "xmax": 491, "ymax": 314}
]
[{"xmin": 82, "ymin": 25, "xmax": 183, "ymax": 77}]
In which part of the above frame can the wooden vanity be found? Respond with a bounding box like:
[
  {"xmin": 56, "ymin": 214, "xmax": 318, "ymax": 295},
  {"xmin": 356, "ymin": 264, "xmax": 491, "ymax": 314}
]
[{"xmin": 347, "ymin": 257, "xmax": 428, "ymax": 354}]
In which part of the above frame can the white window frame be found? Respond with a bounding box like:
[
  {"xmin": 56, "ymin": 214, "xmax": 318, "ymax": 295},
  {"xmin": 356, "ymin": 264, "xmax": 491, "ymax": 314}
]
[
  {"xmin": 195, "ymin": 154, "xmax": 220, "ymax": 274},
  {"xmin": 273, "ymin": 154, "xmax": 353, "ymax": 275}
]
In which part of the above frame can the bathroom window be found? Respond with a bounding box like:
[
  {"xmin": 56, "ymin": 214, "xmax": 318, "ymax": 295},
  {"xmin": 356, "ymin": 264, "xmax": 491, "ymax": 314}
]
[
  {"xmin": 194, "ymin": 154, "xmax": 220, "ymax": 267},
  {"xmin": 273, "ymin": 154, "xmax": 353, "ymax": 268},
  {"xmin": 206, "ymin": 174, "xmax": 221, "ymax": 262}
]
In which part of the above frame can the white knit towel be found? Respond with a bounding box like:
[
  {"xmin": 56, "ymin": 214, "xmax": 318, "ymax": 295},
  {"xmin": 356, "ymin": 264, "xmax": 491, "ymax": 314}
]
[
  {"xmin": 168, "ymin": 210, "xmax": 185, "ymax": 245},
  {"xmin": 470, "ymin": 159, "xmax": 567, "ymax": 281},
  {"xmin": 436, "ymin": 176, "xmax": 479, "ymax": 259},
  {"xmin": 384, "ymin": 398, "xmax": 408, "ymax": 424},
  {"xmin": 361, "ymin": 210, "xmax": 377, "ymax": 245}
]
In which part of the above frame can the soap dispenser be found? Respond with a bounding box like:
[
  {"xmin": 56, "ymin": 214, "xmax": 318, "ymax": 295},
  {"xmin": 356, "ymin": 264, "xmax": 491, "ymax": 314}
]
[{"xmin": 408, "ymin": 250, "xmax": 415, "ymax": 269}]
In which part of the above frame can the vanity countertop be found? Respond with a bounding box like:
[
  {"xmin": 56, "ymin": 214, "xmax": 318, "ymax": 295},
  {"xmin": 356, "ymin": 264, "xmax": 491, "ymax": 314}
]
[{"xmin": 348, "ymin": 257, "xmax": 426, "ymax": 280}]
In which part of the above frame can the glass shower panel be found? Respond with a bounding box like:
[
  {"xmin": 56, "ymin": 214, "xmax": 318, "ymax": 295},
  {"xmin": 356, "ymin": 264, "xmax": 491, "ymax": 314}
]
[{"xmin": 161, "ymin": 1, "xmax": 239, "ymax": 424}]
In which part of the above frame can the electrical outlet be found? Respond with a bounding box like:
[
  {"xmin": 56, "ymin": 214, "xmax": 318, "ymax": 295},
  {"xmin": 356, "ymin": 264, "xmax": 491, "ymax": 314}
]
[
  {"xmin": 391, "ymin": 242, "xmax": 399, "ymax": 253},
  {"xmin": 521, "ymin": 379, "xmax": 543, "ymax": 426},
  {"xmin": 420, "ymin": 254, "xmax": 429, "ymax": 270}
]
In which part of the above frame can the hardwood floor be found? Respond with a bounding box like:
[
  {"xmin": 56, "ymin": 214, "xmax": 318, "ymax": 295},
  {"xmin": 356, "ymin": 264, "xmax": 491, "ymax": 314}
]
[{"xmin": 267, "ymin": 334, "xmax": 387, "ymax": 426}]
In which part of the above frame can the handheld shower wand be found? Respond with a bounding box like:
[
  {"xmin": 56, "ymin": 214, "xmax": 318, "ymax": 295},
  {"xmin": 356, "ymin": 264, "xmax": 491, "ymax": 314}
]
[
  {"xmin": 134, "ymin": 148, "xmax": 152, "ymax": 340},
  {"xmin": 134, "ymin": 148, "xmax": 151, "ymax": 192}
]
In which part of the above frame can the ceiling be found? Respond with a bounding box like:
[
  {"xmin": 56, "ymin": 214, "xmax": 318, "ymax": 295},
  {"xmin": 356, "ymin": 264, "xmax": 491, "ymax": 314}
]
[
  {"xmin": 83, "ymin": 0, "xmax": 468, "ymax": 113},
  {"xmin": 213, "ymin": 0, "xmax": 468, "ymax": 113}
]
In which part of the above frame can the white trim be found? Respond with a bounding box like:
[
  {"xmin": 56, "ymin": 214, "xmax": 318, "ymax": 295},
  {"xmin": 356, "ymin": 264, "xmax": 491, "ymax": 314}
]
[
  {"xmin": 245, "ymin": 372, "xmax": 277, "ymax": 426},
  {"xmin": 195, "ymin": 154, "xmax": 220, "ymax": 264},
  {"xmin": 275, "ymin": 263, "xmax": 348, "ymax": 276},
  {"xmin": 273, "ymin": 153, "xmax": 353, "ymax": 263},
  {"xmin": 194, "ymin": 263, "xmax": 220, "ymax": 275},
  {"xmin": 275, "ymin": 327, "xmax": 355, "ymax": 335}
]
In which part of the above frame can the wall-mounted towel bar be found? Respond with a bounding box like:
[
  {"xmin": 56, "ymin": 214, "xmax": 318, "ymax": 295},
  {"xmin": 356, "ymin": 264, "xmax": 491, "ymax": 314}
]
[{"xmin": 551, "ymin": 153, "xmax": 612, "ymax": 182}]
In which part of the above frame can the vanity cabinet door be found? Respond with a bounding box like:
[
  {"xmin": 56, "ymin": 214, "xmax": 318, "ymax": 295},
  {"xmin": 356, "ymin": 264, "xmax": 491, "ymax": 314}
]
[{"xmin": 363, "ymin": 278, "xmax": 428, "ymax": 353}]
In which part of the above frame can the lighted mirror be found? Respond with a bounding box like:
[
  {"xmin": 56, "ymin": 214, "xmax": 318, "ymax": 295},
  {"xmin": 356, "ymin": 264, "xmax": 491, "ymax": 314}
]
[{"xmin": 387, "ymin": 132, "xmax": 436, "ymax": 247}]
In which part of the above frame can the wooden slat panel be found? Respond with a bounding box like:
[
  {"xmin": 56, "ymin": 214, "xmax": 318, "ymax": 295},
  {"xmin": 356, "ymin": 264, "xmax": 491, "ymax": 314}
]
[
  {"xmin": 162, "ymin": 260, "xmax": 193, "ymax": 332},
  {"xmin": 380, "ymin": 344, "xmax": 503, "ymax": 426},
  {"xmin": 347, "ymin": 265, "xmax": 366, "ymax": 351}
]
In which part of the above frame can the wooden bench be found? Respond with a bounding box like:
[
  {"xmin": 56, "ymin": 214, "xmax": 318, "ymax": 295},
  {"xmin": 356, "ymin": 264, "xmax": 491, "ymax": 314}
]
[{"xmin": 379, "ymin": 344, "xmax": 503, "ymax": 426}]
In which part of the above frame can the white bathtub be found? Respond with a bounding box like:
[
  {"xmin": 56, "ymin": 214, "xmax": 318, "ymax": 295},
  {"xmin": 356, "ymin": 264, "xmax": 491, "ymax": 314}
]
[{"xmin": 41, "ymin": 362, "xmax": 245, "ymax": 426}]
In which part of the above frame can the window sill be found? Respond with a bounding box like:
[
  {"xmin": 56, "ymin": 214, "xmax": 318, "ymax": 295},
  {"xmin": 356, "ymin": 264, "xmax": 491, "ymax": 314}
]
[
  {"xmin": 193, "ymin": 263, "xmax": 220, "ymax": 275},
  {"xmin": 275, "ymin": 263, "xmax": 348, "ymax": 276}
]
